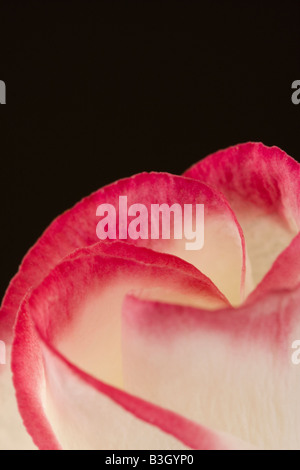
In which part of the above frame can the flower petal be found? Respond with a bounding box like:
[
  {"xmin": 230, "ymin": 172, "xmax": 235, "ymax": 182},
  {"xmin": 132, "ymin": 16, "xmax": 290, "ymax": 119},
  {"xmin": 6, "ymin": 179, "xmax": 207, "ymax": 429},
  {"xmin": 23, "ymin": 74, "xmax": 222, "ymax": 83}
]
[
  {"xmin": 248, "ymin": 233, "xmax": 300, "ymax": 302},
  {"xmin": 11, "ymin": 243, "xmax": 229, "ymax": 449},
  {"xmin": 1, "ymin": 172, "xmax": 247, "ymax": 348},
  {"xmin": 12, "ymin": 294, "xmax": 254, "ymax": 450},
  {"xmin": 184, "ymin": 143, "xmax": 300, "ymax": 292},
  {"xmin": 0, "ymin": 347, "xmax": 37, "ymax": 450},
  {"xmin": 18, "ymin": 246, "xmax": 227, "ymax": 391},
  {"xmin": 122, "ymin": 288, "xmax": 300, "ymax": 450}
]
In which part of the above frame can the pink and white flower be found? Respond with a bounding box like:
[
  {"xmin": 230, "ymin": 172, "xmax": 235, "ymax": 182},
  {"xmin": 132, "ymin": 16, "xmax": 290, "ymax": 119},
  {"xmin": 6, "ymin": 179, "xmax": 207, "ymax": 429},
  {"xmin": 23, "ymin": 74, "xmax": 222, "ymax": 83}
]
[{"xmin": 0, "ymin": 142, "xmax": 299, "ymax": 450}]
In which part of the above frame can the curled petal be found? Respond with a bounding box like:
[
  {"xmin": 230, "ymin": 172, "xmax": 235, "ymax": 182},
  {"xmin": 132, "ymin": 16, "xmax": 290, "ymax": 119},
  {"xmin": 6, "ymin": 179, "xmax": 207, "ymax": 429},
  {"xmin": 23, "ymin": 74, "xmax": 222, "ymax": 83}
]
[
  {"xmin": 1, "ymin": 172, "xmax": 248, "ymax": 348},
  {"xmin": 16, "ymin": 246, "xmax": 227, "ymax": 389},
  {"xmin": 184, "ymin": 142, "xmax": 300, "ymax": 293},
  {"xmin": 13, "ymin": 314, "xmax": 254, "ymax": 450},
  {"xmin": 122, "ymin": 288, "xmax": 300, "ymax": 450},
  {"xmin": 12, "ymin": 249, "xmax": 252, "ymax": 450}
]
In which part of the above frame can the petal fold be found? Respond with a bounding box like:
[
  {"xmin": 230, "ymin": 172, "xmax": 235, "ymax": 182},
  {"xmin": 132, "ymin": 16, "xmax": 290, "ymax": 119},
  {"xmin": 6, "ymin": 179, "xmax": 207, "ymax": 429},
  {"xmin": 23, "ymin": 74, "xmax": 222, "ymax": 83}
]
[
  {"xmin": 184, "ymin": 142, "xmax": 300, "ymax": 293},
  {"xmin": 122, "ymin": 288, "xmax": 300, "ymax": 450},
  {"xmin": 12, "ymin": 294, "xmax": 253, "ymax": 450},
  {"xmin": 2, "ymin": 171, "xmax": 248, "ymax": 348}
]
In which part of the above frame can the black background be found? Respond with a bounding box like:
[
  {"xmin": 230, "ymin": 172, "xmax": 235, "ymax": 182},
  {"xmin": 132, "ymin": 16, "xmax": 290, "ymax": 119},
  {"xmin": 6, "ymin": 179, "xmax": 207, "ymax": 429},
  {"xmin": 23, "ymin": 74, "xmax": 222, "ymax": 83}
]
[{"xmin": 0, "ymin": 0, "xmax": 300, "ymax": 300}]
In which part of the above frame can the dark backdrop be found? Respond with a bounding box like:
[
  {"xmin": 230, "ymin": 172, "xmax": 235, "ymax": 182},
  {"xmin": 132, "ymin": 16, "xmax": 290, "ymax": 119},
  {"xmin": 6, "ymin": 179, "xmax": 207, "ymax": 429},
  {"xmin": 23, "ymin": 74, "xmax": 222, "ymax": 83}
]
[{"xmin": 0, "ymin": 0, "xmax": 300, "ymax": 299}]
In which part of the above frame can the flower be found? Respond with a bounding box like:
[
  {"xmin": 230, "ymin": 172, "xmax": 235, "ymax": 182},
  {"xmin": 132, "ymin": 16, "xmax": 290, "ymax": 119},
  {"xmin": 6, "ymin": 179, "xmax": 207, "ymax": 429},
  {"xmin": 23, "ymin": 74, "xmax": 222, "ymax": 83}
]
[{"xmin": 0, "ymin": 142, "xmax": 299, "ymax": 450}]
